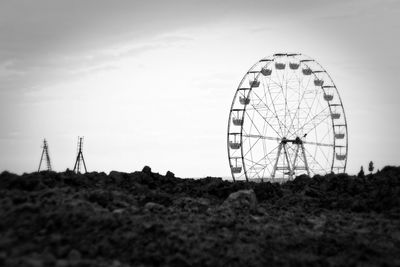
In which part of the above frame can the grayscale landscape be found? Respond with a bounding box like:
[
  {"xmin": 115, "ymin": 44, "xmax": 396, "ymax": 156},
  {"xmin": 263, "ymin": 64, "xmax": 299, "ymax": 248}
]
[{"xmin": 1, "ymin": 0, "xmax": 399, "ymax": 266}]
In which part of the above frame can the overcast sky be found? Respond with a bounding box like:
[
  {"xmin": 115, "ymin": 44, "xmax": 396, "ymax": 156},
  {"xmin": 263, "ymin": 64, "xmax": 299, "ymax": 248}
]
[{"xmin": 1, "ymin": 0, "xmax": 399, "ymax": 177}]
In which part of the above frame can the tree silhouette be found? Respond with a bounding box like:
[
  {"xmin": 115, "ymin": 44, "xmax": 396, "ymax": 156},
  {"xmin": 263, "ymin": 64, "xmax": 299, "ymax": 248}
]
[{"xmin": 368, "ymin": 161, "xmax": 374, "ymax": 174}]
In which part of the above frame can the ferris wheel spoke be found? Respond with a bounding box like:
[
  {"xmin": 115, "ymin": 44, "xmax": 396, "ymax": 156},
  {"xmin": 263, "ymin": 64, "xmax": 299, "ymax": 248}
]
[
  {"xmin": 283, "ymin": 68, "xmax": 299, "ymax": 137},
  {"xmin": 242, "ymin": 128, "xmax": 279, "ymax": 169},
  {"xmin": 260, "ymin": 81, "xmax": 286, "ymax": 136},
  {"xmin": 243, "ymin": 134, "xmax": 281, "ymax": 142},
  {"xmin": 263, "ymin": 78, "xmax": 285, "ymax": 130},
  {"xmin": 296, "ymin": 72, "xmax": 320, "ymax": 131},
  {"xmin": 292, "ymin": 66, "xmax": 315, "ymax": 134},
  {"xmin": 301, "ymin": 112, "xmax": 331, "ymax": 137},
  {"xmin": 303, "ymin": 147, "xmax": 328, "ymax": 175},
  {"xmin": 284, "ymin": 67, "xmax": 312, "ymax": 137},
  {"xmin": 265, "ymin": 75, "xmax": 284, "ymax": 89},
  {"xmin": 244, "ymin": 110, "xmax": 270, "ymax": 139},
  {"xmin": 286, "ymin": 89, "xmax": 308, "ymax": 137},
  {"xmin": 242, "ymin": 132, "xmax": 263, "ymax": 158},
  {"xmin": 247, "ymin": 140, "xmax": 280, "ymax": 166},
  {"xmin": 276, "ymin": 68, "xmax": 294, "ymax": 137},
  {"xmin": 300, "ymin": 92, "xmax": 318, "ymax": 129},
  {"xmin": 286, "ymin": 71, "xmax": 312, "ymax": 136},
  {"xmin": 302, "ymin": 146, "xmax": 325, "ymax": 173},
  {"xmin": 246, "ymin": 109, "xmax": 259, "ymax": 171},
  {"xmin": 261, "ymin": 139, "xmax": 269, "ymax": 178},
  {"xmin": 280, "ymin": 70, "xmax": 288, "ymax": 136},
  {"xmin": 244, "ymin": 158, "xmax": 268, "ymax": 177},
  {"xmin": 302, "ymin": 140, "xmax": 334, "ymax": 147},
  {"xmin": 310, "ymin": 127, "xmax": 333, "ymax": 166},
  {"xmin": 293, "ymin": 106, "xmax": 330, "ymax": 136},
  {"xmin": 317, "ymin": 143, "xmax": 331, "ymax": 166},
  {"xmin": 310, "ymin": 122, "xmax": 333, "ymax": 145},
  {"xmin": 248, "ymin": 102, "xmax": 283, "ymax": 138},
  {"xmin": 244, "ymin": 144, "xmax": 280, "ymax": 177}
]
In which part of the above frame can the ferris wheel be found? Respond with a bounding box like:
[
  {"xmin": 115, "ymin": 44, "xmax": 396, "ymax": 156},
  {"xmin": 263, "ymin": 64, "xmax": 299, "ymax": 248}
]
[{"xmin": 227, "ymin": 53, "xmax": 348, "ymax": 182}]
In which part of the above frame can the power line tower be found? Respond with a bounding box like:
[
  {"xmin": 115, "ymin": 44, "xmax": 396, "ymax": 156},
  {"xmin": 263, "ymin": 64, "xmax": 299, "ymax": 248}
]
[
  {"xmin": 73, "ymin": 137, "xmax": 87, "ymax": 173},
  {"xmin": 38, "ymin": 139, "xmax": 52, "ymax": 172}
]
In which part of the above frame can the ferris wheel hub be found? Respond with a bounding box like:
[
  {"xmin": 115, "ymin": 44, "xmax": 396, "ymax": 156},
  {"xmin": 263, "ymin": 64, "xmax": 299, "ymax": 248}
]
[{"xmin": 280, "ymin": 137, "xmax": 303, "ymax": 145}]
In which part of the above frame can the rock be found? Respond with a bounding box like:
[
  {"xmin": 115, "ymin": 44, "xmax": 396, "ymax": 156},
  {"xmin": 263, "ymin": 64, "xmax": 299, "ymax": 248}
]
[
  {"xmin": 307, "ymin": 215, "xmax": 327, "ymax": 230},
  {"xmin": 304, "ymin": 186, "xmax": 323, "ymax": 198},
  {"xmin": 88, "ymin": 190, "xmax": 112, "ymax": 208},
  {"xmin": 109, "ymin": 171, "xmax": 124, "ymax": 184},
  {"xmin": 166, "ymin": 171, "xmax": 175, "ymax": 178},
  {"xmin": 167, "ymin": 253, "xmax": 191, "ymax": 267},
  {"xmin": 111, "ymin": 260, "xmax": 122, "ymax": 267},
  {"xmin": 10, "ymin": 175, "xmax": 40, "ymax": 191},
  {"xmin": 173, "ymin": 197, "xmax": 210, "ymax": 213},
  {"xmin": 13, "ymin": 203, "xmax": 40, "ymax": 213},
  {"xmin": 222, "ymin": 189, "xmax": 257, "ymax": 213},
  {"xmin": 253, "ymin": 181, "xmax": 283, "ymax": 201},
  {"xmin": 0, "ymin": 251, "xmax": 6, "ymax": 264},
  {"xmin": 23, "ymin": 258, "xmax": 44, "ymax": 267},
  {"xmin": 41, "ymin": 251, "xmax": 56, "ymax": 265},
  {"xmin": 112, "ymin": 208, "xmax": 125, "ymax": 214},
  {"xmin": 55, "ymin": 259, "xmax": 68, "ymax": 267},
  {"xmin": 56, "ymin": 245, "xmax": 71, "ymax": 258},
  {"xmin": 142, "ymin": 166, "xmax": 152, "ymax": 174},
  {"xmin": 67, "ymin": 249, "xmax": 81, "ymax": 262},
  {"xmin": 144, "ymin": 202, "xmax": 165, "ymax": 213}
]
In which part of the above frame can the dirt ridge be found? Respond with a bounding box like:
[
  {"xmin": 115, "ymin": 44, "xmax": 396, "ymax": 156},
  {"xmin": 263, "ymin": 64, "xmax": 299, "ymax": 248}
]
[{"xmin": 0, "ymin": 166, "xmax": 399, "ymax": 266}]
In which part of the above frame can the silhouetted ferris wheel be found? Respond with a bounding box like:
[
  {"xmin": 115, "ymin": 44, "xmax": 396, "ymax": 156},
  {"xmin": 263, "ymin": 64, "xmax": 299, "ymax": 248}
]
[{"xmin": 227, "ymin": 53, "xmax": 348, "ymax": 182}]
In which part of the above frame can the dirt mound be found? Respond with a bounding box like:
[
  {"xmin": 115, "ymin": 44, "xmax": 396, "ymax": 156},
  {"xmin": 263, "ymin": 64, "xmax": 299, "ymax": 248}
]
[{"xmin": 0, "ymin": 167, "xmax": 399, "ymax": 266}]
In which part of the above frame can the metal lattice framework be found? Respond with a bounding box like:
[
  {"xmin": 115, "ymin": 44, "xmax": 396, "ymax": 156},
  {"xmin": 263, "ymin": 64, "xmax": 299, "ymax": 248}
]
[
  {"xmin": 227, "ymin": 53, "xmax": 348, "ymax": 182},
  {"xmin": 73, "ymin": 137, "xmax": 87, "ymax": 174},
  {"xmin": 38, "ymin": 139, "xmax": 52, "ymax": 172}
]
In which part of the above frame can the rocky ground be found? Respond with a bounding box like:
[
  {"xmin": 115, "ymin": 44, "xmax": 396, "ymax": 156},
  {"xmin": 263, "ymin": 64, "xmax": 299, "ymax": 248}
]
[{"xmin": 0, "ymin": 166, "xmax": 399, "ymax": 267}]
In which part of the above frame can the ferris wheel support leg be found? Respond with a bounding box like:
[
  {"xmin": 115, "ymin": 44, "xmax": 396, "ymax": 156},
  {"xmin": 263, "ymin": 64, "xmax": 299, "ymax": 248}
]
[
  {"xmin": 283, "ymin": 144, "xmax": 293, "ymax": 180},
  {"xmin": 271, "ymin": 143, "xmax": 283, "ymax": 179},
  {"xmin": 301, "ymin": 143, "xmax": 310, "ymax": 177},
  {"xmin": 291, "ymin": 144, "xmax": 300, "ymax": 178}
]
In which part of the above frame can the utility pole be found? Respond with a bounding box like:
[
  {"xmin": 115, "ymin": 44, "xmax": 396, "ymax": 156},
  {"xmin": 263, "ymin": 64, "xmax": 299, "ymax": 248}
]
[
  {"xmin": 38, "ymin": 139, "xmax": 52, "ymax": 172},
  {"xmin": 73, "ymin": 137, "xmax": 87, "ymax": 173}
]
